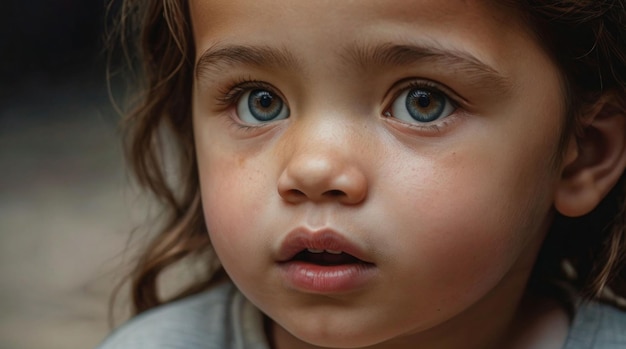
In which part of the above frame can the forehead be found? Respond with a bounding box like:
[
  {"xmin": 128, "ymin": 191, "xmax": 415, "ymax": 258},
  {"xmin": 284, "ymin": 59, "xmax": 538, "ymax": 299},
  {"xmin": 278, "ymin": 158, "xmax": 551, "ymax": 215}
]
[
  {"xmin": 188, "ymin": 1, "xmax": 540, "ymax": 82},
  {"xmin": 189, "ymin": 0, "xmax": 516, "ymax": 30}
]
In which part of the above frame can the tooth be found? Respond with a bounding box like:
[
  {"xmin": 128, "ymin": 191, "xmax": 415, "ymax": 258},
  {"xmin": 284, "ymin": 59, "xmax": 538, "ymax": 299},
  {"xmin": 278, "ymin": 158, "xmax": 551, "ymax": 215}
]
[
  {"xmin": 307, "ymin": 248, "xmax": 324, "ymax": 253},
  {"xmin": 325, "ymin": 249, "xmax": 342, "ymax": 254}
]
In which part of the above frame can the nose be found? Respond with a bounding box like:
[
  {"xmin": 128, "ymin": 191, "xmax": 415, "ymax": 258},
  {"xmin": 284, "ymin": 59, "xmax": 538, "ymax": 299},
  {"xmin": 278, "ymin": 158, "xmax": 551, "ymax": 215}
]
[{"xmin": 277, "ymin": 136, "xmax": 368, "ymax": 205}]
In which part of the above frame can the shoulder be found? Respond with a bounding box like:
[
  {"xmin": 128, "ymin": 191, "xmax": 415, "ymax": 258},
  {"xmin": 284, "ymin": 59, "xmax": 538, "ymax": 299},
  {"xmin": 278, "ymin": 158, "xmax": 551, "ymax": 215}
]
[
  {"xmin": 564, "ymin": 301, "xmax": 626, "ymax": 349},
  {"xmin": 96, "ymin": 282, "xmax": 268, "ymax": 349}
]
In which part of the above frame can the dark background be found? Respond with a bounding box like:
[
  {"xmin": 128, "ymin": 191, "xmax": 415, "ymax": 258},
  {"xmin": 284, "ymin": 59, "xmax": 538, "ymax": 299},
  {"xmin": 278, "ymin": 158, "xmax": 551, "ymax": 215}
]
[
  {"xmin": 0, "ymin": 1, "xmax": 109, "ymax": 95},
  {"xmin": 0, "ymin": 2, "xmax": 142, "ymax": 348}
]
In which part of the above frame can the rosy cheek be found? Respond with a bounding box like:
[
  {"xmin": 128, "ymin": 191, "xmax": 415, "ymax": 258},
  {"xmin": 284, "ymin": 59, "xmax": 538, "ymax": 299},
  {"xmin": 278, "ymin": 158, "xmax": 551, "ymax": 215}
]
[
  {"xmin": 200, "ymin": 155, "xmax": 270, "ymax": 259},
  {"xmin": 379, "ymin": 144, "xmax": 547, "ymax": 294},
  {"xmin": 201, "ymin": 158, "xmax": 241, "ymax": 231}
]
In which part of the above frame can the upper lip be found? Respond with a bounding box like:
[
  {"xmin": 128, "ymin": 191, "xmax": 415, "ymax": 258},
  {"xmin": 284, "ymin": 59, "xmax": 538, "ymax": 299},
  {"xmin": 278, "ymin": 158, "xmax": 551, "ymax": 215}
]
[{"xmin": 276, "ymin": 227, "xmax": 373, "ymax": 263}]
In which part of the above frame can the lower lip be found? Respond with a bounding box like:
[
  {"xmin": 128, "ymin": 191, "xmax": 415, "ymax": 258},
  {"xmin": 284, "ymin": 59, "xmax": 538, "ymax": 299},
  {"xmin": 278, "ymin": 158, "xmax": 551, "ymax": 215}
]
[{"xmin": 278, "ymin": 261, "xmax": 377, "ymax": 294}]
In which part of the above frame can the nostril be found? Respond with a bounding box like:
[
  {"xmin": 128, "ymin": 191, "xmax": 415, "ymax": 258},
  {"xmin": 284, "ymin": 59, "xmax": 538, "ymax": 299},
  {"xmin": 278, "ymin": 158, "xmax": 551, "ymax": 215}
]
[
  {"xmin": 291, "ymin": 189, "xmax": 306, "ymax": 196},
  {"xmin": 282, "ymin": 189, "xmax": 307, "ymax": 201},
  {"xmin": 324, "ymin": 189, "xmax": 346, "ymax": 197}
]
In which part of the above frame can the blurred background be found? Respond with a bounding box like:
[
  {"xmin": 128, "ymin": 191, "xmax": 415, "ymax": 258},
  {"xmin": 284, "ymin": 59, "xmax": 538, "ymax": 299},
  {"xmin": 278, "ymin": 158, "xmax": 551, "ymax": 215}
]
[{"xmin": 0, "ymin": 1, "xmax": 148, "ymax": 348}]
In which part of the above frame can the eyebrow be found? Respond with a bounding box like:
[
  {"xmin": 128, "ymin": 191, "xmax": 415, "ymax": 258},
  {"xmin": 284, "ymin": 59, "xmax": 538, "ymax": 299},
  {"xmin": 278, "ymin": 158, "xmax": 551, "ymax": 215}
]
[
  {"xmin": 343, "ymin": 42, "xmax": 512, "ymax": 91},
  {"xmin": 195, "ymin": 42, "xmax": 511, "ymax": 92},
  {"xmin": 195, "ymin": 44, "xmax": 300, "ymax": 79}
]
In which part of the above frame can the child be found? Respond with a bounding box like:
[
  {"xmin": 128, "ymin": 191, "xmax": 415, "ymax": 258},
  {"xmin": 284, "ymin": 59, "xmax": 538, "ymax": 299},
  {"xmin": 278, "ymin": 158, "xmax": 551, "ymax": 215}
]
[{"xmin": 99, "ymin": 0, "xmax": 626, "ymax": 348}]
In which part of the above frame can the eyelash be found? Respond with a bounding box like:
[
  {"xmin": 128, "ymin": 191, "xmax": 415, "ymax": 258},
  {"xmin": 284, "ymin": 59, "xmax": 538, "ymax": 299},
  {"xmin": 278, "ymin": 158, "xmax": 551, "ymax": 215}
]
[
  {"xmin": 398, "ymin": 80, "xmax": 458, "ymax": 106},
  {"xmin": 216, "ymin": 78, "xmax": 277, "ymax": 107}
]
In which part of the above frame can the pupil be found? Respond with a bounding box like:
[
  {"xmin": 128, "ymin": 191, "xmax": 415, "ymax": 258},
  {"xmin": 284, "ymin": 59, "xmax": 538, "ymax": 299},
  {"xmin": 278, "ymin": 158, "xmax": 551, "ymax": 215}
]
[
  {"xmin": 417, "ymin": 94, "xmax": 431, "ymax": 108},
  {"xmin": 259, "ymin": 94, "xmax": 273, "ymax": 108}
]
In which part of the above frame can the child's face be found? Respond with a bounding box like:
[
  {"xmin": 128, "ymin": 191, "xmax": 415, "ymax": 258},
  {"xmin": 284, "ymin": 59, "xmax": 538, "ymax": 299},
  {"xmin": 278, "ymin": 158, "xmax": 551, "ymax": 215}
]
[{"xmin": 191, "ymin": 1, "xmax": 566, "ymax": 347}]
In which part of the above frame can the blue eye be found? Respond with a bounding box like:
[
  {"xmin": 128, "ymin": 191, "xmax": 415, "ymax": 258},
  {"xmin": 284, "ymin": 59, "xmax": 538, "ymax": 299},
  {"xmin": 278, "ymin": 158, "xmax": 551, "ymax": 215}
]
[
  {"xmin": 236, "ymin": 89, "xmax": 289, "ymax": 124},
  {"xmin": 389, "ymin": 87, "xmax": 455, "ymax": 124}
]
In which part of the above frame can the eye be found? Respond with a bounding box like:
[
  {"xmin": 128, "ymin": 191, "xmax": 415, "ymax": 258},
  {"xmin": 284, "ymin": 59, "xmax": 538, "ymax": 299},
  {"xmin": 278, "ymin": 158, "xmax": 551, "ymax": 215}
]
[
  {"xmin": 236, "ymin": 89, "xmax": 289, "ymax": 124},
  {"xmin": 387, "ymin": 86, "xmax": 455, "ymax": 124}
]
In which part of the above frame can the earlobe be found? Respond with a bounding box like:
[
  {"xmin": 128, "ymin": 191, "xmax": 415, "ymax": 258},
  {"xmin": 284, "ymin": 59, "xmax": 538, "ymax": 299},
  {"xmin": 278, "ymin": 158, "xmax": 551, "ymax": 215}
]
[{"xmin": 554, "ymin": 95, "xmax": 626, "ymax": 217}]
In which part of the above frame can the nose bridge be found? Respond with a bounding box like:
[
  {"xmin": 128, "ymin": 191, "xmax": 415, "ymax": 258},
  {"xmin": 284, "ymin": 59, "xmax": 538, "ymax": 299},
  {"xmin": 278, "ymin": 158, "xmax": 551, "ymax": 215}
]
[
  {"xmin": 277, "ymin": 113, "xmax": 369, "ymax": 204},
  {"xmin": 290, "ymin": 113, "xmax": 354, "ymax": 158}
]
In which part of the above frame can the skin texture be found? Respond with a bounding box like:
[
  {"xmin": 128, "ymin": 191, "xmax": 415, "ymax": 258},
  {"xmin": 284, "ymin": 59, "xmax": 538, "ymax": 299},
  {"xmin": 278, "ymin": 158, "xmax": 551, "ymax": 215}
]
[{"xmin": 189, "ymin": 1, "xmax": 573, "ymax": 348}]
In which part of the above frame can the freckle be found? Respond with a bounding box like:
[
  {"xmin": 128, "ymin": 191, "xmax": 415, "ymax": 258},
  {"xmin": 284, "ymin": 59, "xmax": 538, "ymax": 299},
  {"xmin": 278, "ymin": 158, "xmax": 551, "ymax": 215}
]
[{"xmin": 237, "ymin": 155, "xmax": 246, "ymax": 166}]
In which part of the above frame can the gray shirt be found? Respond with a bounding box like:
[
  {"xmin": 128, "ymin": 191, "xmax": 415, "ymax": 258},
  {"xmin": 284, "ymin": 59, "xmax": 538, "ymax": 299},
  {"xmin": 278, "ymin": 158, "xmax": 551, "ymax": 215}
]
[{"xmin": 97, "ymin": 283, "xmax": 626, "ymax": 348}]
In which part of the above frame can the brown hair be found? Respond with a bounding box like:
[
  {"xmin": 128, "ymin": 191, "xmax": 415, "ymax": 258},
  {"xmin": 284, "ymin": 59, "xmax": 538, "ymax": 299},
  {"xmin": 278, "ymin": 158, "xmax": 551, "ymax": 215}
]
[
  {"xmin": 509, "ymin": 0, "xmax": 626, "ymax": 305},
  {"xmin": 109, "ymin": 0, "xmax": 626, "ymax": 315}
]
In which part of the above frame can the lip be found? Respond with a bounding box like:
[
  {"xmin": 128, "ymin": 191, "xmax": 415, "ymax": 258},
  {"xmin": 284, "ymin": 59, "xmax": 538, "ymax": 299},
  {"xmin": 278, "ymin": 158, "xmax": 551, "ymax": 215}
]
[
  {"xmin": 276, "ymin": 227, "xmax": 374, "ymax": 263},
  {"xmin": 276, "ymin": 227, "xmax": 377, "ymax": 293}
]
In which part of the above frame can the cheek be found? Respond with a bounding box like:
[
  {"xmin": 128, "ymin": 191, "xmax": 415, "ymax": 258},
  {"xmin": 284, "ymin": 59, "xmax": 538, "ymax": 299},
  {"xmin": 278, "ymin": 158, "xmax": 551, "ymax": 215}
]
[
  {"xmin": 197, "ymin": 150, "xmax": 271, "ymax": 268},
  {"xmin": 378, "ymin": 132, "xmax": 557, "ymax": 301}
]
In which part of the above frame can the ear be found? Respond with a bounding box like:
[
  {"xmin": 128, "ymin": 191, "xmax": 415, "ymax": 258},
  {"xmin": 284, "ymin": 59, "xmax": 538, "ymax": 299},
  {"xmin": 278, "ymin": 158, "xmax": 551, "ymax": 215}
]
[{"xmin": 555, "ymin": 94, "xmax": 626, "ymax": 217}]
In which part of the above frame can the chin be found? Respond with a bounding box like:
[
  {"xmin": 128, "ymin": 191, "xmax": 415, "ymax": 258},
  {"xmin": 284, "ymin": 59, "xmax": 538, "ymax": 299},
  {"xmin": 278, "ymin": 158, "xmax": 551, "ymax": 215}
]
[{"xmin": 276, "ymin": 318, "xmax": 397, "ymax": 349}]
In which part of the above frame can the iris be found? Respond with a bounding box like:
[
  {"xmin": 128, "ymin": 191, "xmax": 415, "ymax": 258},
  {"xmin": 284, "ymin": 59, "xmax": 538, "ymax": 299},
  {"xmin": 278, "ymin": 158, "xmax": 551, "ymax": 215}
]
[
  {"xmin": 248, "ymin": 90, "xmax": 284, "ymax": 121},
  {"xmin": 405, "ymin": 89, "xmax": 446, "ymax": 123}
]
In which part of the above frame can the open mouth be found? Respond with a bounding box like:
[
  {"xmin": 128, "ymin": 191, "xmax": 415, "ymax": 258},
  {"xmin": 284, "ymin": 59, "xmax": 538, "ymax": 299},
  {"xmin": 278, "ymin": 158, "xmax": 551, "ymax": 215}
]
[
  {"xmin": 276, "ymin": 228, "xmax": 377, "ymax": 292},
  {"xmin": 291, "ymin": 248, "xmax": 368, "ymax": 266},
  {"xmin": 276, "ymin": 227, "xmax": 375, "ymax": 267}
]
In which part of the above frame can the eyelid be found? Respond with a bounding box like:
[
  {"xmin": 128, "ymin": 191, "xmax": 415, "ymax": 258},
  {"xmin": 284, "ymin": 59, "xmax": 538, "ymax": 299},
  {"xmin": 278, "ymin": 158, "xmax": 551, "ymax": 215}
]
[
  {"xmin": 215, "ymin": 78, "xmax": 287, "ymax": 108},
  {"xmin": 381, "ymin": 78, "xmax": 468, "ymax": 135},
  {"xmin": 385, "ymin": 78, "xmax": 465, "ymax": 109}
]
